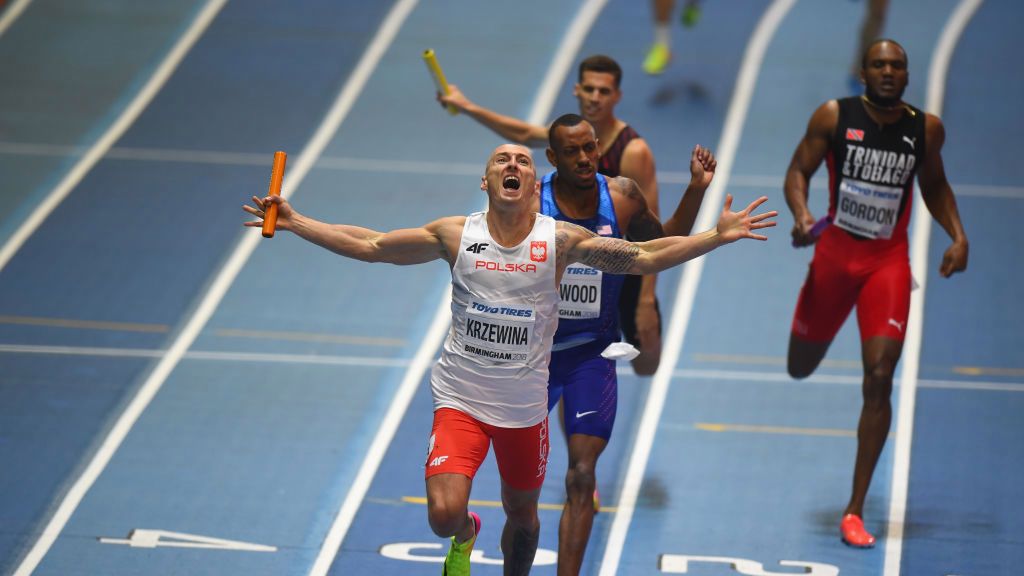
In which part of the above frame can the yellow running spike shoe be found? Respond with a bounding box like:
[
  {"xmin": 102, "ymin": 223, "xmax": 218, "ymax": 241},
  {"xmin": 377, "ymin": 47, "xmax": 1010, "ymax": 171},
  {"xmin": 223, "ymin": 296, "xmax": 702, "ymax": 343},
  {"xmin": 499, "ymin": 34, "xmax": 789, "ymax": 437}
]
[
  {"xmin": 643, "ymin": 42, "xmax": 671, "ymax": 75},
  {"xmin": 442, "ymin": 512, "xmax": 481, "ymax": 576}
]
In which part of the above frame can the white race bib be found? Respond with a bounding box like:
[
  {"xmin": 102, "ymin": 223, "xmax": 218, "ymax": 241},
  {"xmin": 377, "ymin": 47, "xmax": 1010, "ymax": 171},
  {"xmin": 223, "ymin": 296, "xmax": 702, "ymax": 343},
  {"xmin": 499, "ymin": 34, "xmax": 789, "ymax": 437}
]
[
  {"xmin": 558, "ymin": 264, "xmax": 602, "ymax": 319},
  {"xmin": 834, "ymin": 179, "xmax": 904, "ymax": 239},
  {"xmin": 463, "ymin": 299, "xmax": 535, "ymax": 362}
]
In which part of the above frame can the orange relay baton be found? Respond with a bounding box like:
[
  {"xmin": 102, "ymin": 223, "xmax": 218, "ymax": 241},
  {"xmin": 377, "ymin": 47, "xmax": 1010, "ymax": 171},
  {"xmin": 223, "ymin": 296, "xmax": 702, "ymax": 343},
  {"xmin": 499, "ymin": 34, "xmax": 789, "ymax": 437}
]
[{"xmin": 262, "ymin": 150, "xmax": 287, "ymax": 238}]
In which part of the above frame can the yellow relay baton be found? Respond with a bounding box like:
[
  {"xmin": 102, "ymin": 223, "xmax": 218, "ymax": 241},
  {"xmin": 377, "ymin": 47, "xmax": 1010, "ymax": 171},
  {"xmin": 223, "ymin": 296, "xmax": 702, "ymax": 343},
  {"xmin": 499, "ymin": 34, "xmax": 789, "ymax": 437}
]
[{"xmin": 423, "ymin": 49, "xmax": 458, "ymax": 115}]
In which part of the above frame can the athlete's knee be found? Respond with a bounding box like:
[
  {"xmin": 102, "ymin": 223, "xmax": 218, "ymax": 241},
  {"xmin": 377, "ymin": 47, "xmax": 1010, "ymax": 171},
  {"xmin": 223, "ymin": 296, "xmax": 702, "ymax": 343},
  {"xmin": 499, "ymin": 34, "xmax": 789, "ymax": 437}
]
[
  {"xmin": 426, "ymin": 499, "xmax": 466, "ymax": 538},
  {"xmin": 502, "ymin": 498, "xmax": 539, "ymax": 530},
  {"xmin": 787, "ymin": 336, "xmax": 828, "ymax": 379},
  {"xmin": 862, "ymin": 363, "xmax": 894, "ymax": 406},
  {"xmin": 565, "ymin": 460, "xmax": 598, "ymax": 498},
  {"xmin": 787, "ymin": 353, "xmax": 819, "ymax": 379},
  {"xmin": 787, "ymin": 361, "xmax": 814, "ymax": 379}
]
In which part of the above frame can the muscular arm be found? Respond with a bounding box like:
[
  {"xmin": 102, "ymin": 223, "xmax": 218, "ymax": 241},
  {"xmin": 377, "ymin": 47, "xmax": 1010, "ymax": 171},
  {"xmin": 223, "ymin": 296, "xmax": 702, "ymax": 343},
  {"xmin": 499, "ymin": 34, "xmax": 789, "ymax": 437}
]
[
  {"xmin": 244, "ymin": 195, "xmax": 459, "ymax": 265},
  {"xmin": 618, "ymin": 176, "xmax": 665, "ymax": 242},
  {"xmin": 438, "ymin": 84, "xmax": 549, "ymax": 147},
  {"xmin": 917, "ymin": 113, "xmax": 968, "ymax": 277},
  {"xmin": 560, "ymin": 195, "xmax": 776, "ymax": 276},
  {"xmin": 616, "ymin": 176, "xmax": 662, "ymax": 347},
  {"xmin": 662, "ymin": 145, "xmax": 717, "ymax": 237},
  {"xmin": 618, "ymin": 138, "xmax": 660, "ymax": 217},
  {"xmin": 785, "ymin": 100, "xmax": 837, "ymax": 246}
]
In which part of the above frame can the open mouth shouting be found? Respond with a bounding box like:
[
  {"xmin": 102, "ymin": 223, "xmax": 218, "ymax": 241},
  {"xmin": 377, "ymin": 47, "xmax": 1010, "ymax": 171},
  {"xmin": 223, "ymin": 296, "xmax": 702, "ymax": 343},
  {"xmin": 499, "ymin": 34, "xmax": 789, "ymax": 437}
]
[{"xmin": 503, "ymin": 175, "xmax": 521, "ymax": 191}]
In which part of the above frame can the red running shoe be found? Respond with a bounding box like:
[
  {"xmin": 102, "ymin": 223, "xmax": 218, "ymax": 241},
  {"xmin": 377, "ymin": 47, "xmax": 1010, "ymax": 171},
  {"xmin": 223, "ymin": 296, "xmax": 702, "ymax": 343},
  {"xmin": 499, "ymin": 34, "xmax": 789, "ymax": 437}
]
[{"xmin": 840, "ymin": 514, "xmax": 876, "ymax": 548}]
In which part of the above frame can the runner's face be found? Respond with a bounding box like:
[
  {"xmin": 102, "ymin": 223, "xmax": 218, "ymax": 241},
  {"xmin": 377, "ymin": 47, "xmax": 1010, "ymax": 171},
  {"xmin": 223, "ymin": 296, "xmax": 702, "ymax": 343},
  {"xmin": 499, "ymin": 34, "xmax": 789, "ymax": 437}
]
[
  {"xmin": 862, "ymin": 42, "xmax": 908, "ymax": 105},
  {"xmin": 547, "ymin": 123, "xmax": 599, "ymax": 190},
  {"xmin": 574, "ymin": 71, "xmax": 620, "ymax": 124},
  {"xmin": 482, "ymin": 145, "xmax": 537, "ymax": 206}
]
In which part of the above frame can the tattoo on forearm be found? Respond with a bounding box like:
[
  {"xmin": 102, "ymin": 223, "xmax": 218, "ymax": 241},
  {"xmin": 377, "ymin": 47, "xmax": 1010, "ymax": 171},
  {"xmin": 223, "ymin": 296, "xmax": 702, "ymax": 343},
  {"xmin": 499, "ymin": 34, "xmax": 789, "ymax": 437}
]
[
  {"xmin": 582, "ymin": 238, "xmax": 641, "ymax": 274},
  {"xmin": 555, "ymin": 229, "xmax": 570, "ymax": 271},
  {"xmin": 556, "ymin": 223, "xmax": 595, "ymax": 271}
]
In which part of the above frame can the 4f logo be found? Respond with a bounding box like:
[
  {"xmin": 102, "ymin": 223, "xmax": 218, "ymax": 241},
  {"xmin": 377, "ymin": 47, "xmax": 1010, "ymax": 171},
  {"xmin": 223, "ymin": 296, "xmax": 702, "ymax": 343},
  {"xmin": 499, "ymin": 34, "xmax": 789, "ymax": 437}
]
[
  {"xmin": 466, "ymin": 242, "xmax": 489, "ymax": 254},
  {"xmin": 530, "ymin": 241, "xmax": 547, "ymax": 262}
]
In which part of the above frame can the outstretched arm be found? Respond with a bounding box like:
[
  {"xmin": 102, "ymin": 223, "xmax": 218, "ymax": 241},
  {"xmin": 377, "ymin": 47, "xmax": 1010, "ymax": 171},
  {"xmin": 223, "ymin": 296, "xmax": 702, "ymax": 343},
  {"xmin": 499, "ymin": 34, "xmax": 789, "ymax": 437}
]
[
  {"xmin": 785, "ymin": 101, "xmax": 837, "ymax": 247},
  {"xmin": 663, "ymin": 144, "xmax": 717, "ymax": 237},
  {"xmin": 565, "ymin": 195, "xmax": 777, "ymax": 275},
  {"xmin": 918, "ymin": 113, "xmax": 968, "ymax": 277},
  {"xmin": 437, "ymin": 84, "xmax": 548, "ymax": 147},
  {"xmin": 243, "ymin": 195, "xmax": 458, "ymax": 266}
]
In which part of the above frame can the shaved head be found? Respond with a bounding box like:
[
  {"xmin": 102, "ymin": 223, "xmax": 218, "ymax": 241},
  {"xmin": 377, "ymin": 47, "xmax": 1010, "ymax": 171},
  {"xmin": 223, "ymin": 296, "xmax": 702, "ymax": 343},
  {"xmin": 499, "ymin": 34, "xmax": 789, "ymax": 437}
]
[{"xmin": 861, "ymin": 38, "xmax": 907, "ymax": 69}]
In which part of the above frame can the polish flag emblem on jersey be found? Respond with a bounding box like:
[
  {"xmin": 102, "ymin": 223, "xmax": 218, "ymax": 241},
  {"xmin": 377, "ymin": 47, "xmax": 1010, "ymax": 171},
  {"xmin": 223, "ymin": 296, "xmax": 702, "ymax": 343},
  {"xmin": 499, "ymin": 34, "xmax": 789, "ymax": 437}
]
[
  {"xmin": 846, "ymin": 128, "xmax": 865, "ymax": 141},
  {"xmin": 530, "ymin": 241, "xmax": 547, "ymax": 262}
]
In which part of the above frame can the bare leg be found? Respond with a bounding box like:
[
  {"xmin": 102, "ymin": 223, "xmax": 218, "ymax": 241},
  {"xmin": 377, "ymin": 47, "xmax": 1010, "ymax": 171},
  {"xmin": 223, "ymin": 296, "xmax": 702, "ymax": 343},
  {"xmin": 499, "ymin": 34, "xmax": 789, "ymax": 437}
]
[
  {"xmin": 426, "ymin": 472, "xmax": 474, "ymax": 541},
  {"xmin": 846, "ymin": 335, "xmax": 901, "ymax": 517},
  {"xmin": 653, "ymin": 0, "xmax": 673, "ymax": 24},
  {"xmin": 557, "ymin": 433, "xmax": 608, "ymax": 575},
  {"xmin": 645, "ymin": 0, "xmax": 675, "ymax": 74},
  {"xmin": 500, "ymin": 480, "xmax": 541, "ymax": 576},
  {"xmin": 787, "ymin": 332, "xmax": 832, "ymax": 379}
]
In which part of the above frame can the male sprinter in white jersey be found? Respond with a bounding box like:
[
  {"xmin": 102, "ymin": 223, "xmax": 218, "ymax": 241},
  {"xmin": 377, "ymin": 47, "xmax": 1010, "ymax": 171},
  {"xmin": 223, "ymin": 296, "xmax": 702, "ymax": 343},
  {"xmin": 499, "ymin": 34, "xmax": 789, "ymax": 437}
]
[
  {"xmin": 785, "ymin": 39, "xmax": 968, "ymax": 548},
  {"xmin": 244, "ymin": 144, "xmax": 776, "ymax": 575},
  {"xmin": 438, "ymin": 55, "xmax": 701, "ymax": 377}
]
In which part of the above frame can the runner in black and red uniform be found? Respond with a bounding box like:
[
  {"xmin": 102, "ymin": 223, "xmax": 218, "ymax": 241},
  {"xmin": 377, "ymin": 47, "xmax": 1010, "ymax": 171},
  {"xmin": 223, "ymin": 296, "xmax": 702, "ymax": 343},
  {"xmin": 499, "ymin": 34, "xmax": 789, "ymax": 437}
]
[
  {"xmin": 784, "ymin": 39, "xmax": 968, "ymax": 549},
  {"xmin": 438, "ymin": 55, "xmax": 709, "ymax": 376}
]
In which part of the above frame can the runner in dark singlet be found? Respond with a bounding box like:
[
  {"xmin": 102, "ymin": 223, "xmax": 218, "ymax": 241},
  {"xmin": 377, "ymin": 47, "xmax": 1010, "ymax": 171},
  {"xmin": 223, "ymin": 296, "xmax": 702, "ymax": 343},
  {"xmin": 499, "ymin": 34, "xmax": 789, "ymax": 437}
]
[
  {"xmin": 784, "ymin": 39, "xmax": 968, "ymax": 549},
  {"xmin": 598, "ymin": 124, "xmax": 640, "ymax": 177}
]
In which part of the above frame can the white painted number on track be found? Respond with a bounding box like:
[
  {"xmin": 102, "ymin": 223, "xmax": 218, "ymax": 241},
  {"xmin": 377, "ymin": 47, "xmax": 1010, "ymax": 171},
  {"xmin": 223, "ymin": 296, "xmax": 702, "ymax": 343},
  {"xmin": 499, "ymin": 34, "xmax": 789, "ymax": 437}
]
[
  {"xmin": 380, "ymin": 542, "xmax": 556, "ymax": 566},
  {"xmin": 659, "ymin": 554, "xmax": 839, "ymax": 575},
  {"xmin": 99, "ymin": 529, "xmax": 276, "ymax": 552}
]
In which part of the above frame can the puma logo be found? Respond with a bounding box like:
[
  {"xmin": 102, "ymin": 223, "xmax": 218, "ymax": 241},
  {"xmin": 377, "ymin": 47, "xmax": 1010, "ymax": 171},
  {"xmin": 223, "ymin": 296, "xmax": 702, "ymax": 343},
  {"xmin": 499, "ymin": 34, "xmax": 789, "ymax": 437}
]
[
  {"xmin": 902, "ymin": 135, "xmax": 916, "ymax": 150},
  {"xmin": 888, "ymin": 318, "xmax": 906, "ymax": 333}
]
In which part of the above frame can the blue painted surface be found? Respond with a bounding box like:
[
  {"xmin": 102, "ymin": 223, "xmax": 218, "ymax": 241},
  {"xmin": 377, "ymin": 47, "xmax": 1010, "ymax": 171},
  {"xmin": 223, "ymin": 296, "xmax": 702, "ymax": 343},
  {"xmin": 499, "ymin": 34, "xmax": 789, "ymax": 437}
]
[
  {"xmin": 903, "ymin": 0, "xmax": 1024, "ymax": 573},
  {"xmin": 0, "ymin": 0, "xmax": 209, "ymax": 245},
  {"xmin": 0, "ymin": 354, "xmax": 152, "ymax": 575},
  {"xmin": 0, "ymin": 0, "xmax": 1019, "ymax": 574}
]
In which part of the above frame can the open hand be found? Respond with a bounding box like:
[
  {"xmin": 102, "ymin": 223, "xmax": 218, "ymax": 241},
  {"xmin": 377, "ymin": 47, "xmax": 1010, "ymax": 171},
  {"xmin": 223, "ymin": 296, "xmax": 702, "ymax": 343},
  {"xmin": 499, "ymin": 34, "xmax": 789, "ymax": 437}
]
[{"xmin": 716, "ymin": 194, "xmax": 777, "ymax": 243}]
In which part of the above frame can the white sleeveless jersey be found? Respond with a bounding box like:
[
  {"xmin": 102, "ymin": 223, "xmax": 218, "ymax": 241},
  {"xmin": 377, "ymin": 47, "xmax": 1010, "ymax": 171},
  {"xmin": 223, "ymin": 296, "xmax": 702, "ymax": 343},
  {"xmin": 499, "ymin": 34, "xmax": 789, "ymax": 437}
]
[{"xmin": 431, "ymin": 211, "xmax": 559, "ymax": 427}]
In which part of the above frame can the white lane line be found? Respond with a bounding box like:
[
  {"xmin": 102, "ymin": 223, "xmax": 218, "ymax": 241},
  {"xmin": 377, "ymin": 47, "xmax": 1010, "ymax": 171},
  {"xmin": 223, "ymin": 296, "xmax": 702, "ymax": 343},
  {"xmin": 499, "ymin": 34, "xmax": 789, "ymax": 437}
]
[
  {"xmin": 597, "ymin": 1, "xmax": 798, "ymax": 574},
  {"xmin": 884, "ymin": 1, "xmax": 984, "ymax": 575},
  {"xmin": 10, "ymin": 0, "xmax": 415, "ymax": 573},
  {"xmin": 308, "ymin": 0, "xmax": 611, "ymax": 572},
  {"xmin": 4, "ymin": 140, "xmax": 1021, "ymax": 199},
  {"xmin": 5, "ymin": 343, "xmax": 1021, "ymax": 392},
  {"xmin": 0, "ymin": 0, "xmax": 32, "ymax": 39},
  {"xmin": 0, "ymin": 0, "xmax": 229, "ymax": 276}
]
